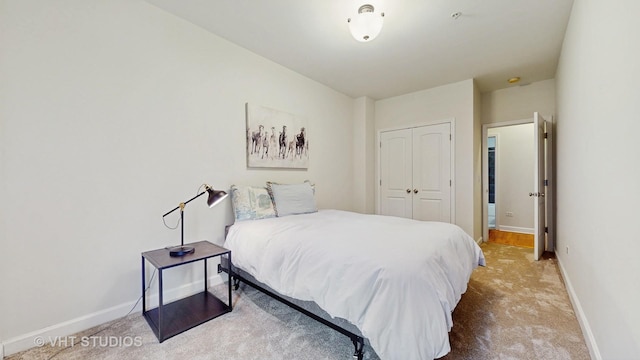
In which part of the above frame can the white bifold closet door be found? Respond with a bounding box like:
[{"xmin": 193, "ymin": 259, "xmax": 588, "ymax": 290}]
[{"xmin": 380, "ymin": 123, "xmax": 452, "ymax": 222}]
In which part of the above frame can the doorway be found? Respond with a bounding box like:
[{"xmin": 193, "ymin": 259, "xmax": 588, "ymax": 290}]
[
  {"xmin": 487, "ymin": 135, "xmax": 496, "ymax": 230},
  {"xmin": 482, "ymin": 120, "xmax": 536, "ymax": 250},
  {"xmin": 482, "ymin": 114, "xmax": 554, "ymax": 260}
]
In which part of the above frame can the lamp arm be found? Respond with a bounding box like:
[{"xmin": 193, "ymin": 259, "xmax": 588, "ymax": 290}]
[
  {"xmin": 162, "ymin": 190, "xmax": 207, "ymax": 248},
  {"xmin": 162, "ymin": 190, "xmax": 207, "ymax": 218}
]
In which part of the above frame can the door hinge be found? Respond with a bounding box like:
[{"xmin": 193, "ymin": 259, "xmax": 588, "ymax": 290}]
[
  {"xmin": 449, "ymin": 134, "xmax": 452, "ymax": 141},
  {"xmin": 545, "ymin": 226, "xmax": 548, "ymax": 233},
  {"xmin": 544, "ymin": 179, "xmax": 549, "ymax": 186},
  {"xmin": 380, "ymin": 179, "xmax": 382, "ymax": 186},
  {"xmin": 380, "ymin": 141, "xmax": 382, "ymax": 148},
  {"xmin": 449, "ymin": 180, "xmax": 452, "ymax": 186},
  {"xmin": 544, "ymin": 132, "xmax": 548, "ymax": 139}
]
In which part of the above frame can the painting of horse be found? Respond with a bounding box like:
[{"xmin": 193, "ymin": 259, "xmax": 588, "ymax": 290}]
[
  {"xmin": 295, "ymin": 127, "xmax": 306, "ymax": 158},
  {"xmin": 246, "ymin": 103, "xmax": 309, "ymax": 168},
  {"xmin": 250, "ymin": 125, "xmax": 264, "ymax": 155}
]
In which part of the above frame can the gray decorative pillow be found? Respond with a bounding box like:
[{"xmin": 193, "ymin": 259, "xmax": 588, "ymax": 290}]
[
  {"xmin": 266, "ymin": 180, "xmax": 315, "ymax": 216},
  {"xmin": 267, "ymin": 181, "xmax": 317, "ymax": 217},
  {"xmin": 230, "ymin": 185, "xmax": 276, "ymax": 221}
]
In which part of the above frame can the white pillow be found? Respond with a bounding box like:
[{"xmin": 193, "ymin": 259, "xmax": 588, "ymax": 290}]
[{"xmin": 269, "ymin": 182, "xmax": 317, "ymax": 216}]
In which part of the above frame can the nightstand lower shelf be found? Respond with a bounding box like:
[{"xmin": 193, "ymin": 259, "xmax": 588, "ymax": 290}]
[{"xmin": 143, "ymin": 291, "xmax": 232, "ymax": 342}]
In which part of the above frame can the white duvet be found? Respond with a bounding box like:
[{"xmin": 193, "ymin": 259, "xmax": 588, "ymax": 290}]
[{"xmin": 224, "ymin": 210, "xmax": 485, "ymax": 359}]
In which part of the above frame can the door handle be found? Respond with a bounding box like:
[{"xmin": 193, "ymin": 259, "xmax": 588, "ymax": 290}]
[
  {"xmin": 406, "ymin": 189, "xmax": 411, "ymax": 194},
  {"xmin": 413, "ymin": 189, "xmax": 418, "ymax": 194},
  {"xmin": 529, "ymin": 192, "xmax": 545, "ymax": 197}
]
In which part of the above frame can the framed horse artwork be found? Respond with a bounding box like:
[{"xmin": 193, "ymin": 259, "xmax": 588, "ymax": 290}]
[{"xmin": 245, "ymin": 103, "xmax": 309, "ymax": 169}]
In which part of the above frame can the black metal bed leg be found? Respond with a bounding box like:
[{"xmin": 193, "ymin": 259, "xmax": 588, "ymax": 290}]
[
  {"xmin": 352, "ymin": 337, "xmax": 364, "ymax": 359},
  {"xmin": 233, "ymin": 277, "xmax": 240, "ymax": 290}
]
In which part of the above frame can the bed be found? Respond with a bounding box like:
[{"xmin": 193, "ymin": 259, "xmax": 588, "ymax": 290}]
[{"xmin": 221, "ymin": 188, "xmax": 485, "ymax": 360}]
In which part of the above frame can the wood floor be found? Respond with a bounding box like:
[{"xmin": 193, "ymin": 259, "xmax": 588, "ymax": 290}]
[{"xmin": 488, "ymin": 229, "xmax": 534, "ymax": 248}]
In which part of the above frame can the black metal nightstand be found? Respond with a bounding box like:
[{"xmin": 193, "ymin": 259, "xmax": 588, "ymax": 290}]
[{"xmin": 141, "ymin": 241, "xmax": 232, "ymax": 342}]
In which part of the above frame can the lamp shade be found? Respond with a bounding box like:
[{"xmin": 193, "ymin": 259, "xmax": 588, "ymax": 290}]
[
  {"xmin": 206, "ymin": 187, "xmax": 228, "ymax": 208},
  {"xmin": 348, "ymin": 4, "xmax": 384, "ymax": 42}
]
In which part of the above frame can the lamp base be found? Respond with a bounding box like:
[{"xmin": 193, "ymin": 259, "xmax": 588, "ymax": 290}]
[{"xmin": 168, "ymin": 245, "xmax": 195, "ymax": 257}]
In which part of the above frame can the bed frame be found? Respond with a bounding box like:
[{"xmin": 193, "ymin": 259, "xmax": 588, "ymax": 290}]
[{"xmin": 218, "ymin": 255, "xmax": 366, "ymax": 359}]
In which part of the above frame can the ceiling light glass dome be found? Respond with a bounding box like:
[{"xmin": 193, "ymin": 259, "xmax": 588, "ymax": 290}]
[{"xmin": 348, "ymin": 4, "xmax": 384, "ymax": 42}]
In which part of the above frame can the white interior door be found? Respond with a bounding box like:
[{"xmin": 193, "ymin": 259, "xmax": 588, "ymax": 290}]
[
  {"xmin": 412, "ymin": 123, "xmax": 451, "ymax": 222},
  {"xmin": 380, "ymin": 129, "xmax": 413, "ymax": 218},
  {"xmin": 533, "ymin": 112, "xmax": 546, "ymax": 260},
  {"xmin": 545, "ymin": 118, "xmax": 555, "ymax": 252}
]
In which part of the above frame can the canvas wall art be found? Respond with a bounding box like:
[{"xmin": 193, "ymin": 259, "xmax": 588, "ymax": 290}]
[{"xmin": 246, "ymin": 103, "xmax": 309, "ymax": 169}]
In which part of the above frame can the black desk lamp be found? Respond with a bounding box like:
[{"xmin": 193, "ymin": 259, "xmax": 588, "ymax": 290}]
[{"xmin": 163, "ymin": 184, "xmax": 228, "ymax": 257}]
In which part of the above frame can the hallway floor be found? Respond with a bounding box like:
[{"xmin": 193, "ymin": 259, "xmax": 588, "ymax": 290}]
[{"xmin": 488, "ymin": 229, "xmax": 534, "ymax": 248}]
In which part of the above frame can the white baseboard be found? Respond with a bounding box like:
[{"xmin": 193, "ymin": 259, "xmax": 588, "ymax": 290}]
[
  {"xmin": 556, "ymin": 257, "xmax": 601, "ymax": 360},
  {"xmin": 498, "ymin": 225, "xmax": 534, "ymax": 234},
  {"xmin": 2, "ymin": 274, "xmax": 225, "ymax": 356},
  {"xmin": 476, "ymin": 236, "xmax": 483, "ymax": 245}
]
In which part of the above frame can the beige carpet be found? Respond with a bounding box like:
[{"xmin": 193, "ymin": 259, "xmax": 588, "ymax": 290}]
[
  {"xmin": 442, "ymin": 243, "xmax": 590, "ymax": 360},
  {"xmin": 7, "ymin": 242, "xmax": 590, "ymax": 360}
]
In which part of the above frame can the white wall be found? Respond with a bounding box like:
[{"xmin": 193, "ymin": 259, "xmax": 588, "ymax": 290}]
[
  {"xmin": 352, "ymin": 97, "xmax": 376, "ymax": 214},
  {"xmin": 482, "ymin": 79, "xmax": 556, "ymax": 125},
  {"xmin": 473, "ymin": 82, "xmax": 483, "ymax": 242},
  {"xmin": 488, "ymin": 124, "xmax": 534, "ymax": 232},
  {"xmin": 555, "ymin": 0, "xmax": 640, "ymax": 358},
  {"xmin": 0, "ymin": 0, "xmax": 355, "ymax": 353},
  {"xmin": 374, "ymin": 79, "xmax": 478, "ymax": 238}
]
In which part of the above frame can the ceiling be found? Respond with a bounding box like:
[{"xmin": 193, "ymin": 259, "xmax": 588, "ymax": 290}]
[{"xmin": 146, "ymin": 0, "xmax": 574, "ymax": 100}]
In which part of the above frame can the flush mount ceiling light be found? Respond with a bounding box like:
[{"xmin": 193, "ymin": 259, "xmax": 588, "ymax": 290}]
[{"xmin": 348, "ymin": 4, "xmax": 385, "ymax": 42}]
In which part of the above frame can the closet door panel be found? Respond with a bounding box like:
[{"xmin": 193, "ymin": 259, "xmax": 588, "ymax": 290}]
[
  {"xmin": 380, "ymin": 129, "xmax": 413, "ymax": 219},
  {"xmin": 412, "ymin": 123, "xmax": 451, "ymax": 222}
]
